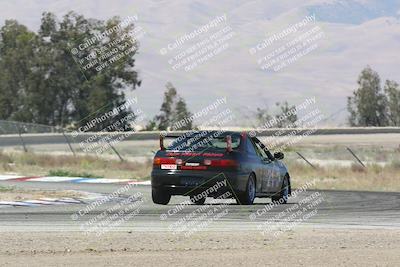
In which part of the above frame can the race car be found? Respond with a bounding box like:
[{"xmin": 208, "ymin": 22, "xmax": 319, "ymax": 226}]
[{"xmin": 151, "ymin": 130, "xmax": 291, "ymax": 205}]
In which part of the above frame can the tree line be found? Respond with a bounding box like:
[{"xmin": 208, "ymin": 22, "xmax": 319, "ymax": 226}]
[
  {"xmin": 0, "ymin": 12, "xmax": 140, "ymax": 131},
  {"xmin": 347, "ymin": 66, "xmax": 400, "ymax": 127},
  {"xmin": 151, "ymin": 66, "xmax": 400, "ymax": 130}
]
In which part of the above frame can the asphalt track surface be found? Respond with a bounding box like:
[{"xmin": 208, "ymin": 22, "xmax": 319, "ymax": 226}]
[{"xmin": 0, "ymin": 180, "xmax": 399, "ymax": 232}]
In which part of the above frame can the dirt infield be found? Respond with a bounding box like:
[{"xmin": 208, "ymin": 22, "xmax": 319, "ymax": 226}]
[{"xmin": 0, "ymin": 229, "xmax": 399, "ymax": 266}]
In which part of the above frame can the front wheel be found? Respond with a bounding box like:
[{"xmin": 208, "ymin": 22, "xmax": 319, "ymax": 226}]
[
  {"xmin": 236, "ymin": 174, "xmax": 256, "ymax": 205},
  {"xmin": 271, "ymin": 176, "xmax": 289, "ymax": 204},
  {"xmin": 152, "ymin": 187, "xmax": 171, "ymax": 205}
]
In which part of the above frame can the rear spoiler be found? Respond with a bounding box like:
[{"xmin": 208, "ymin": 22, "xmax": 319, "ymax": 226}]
[
  {"xmin": 226, "ymin": 135, "xmax": 233, "ymax": 153},
  {"xmin": 159, "ymin": 133, "xmax": 233, "ymax": 152}
]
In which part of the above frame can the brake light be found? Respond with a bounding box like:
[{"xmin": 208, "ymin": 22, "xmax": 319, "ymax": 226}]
[
  {"xmin": 153, "ymin": 157, "xmax": 179, "ymax": 165},
  {"xmin": 203, "ymin": 159, "xmax": 238, "ymax": 168}
]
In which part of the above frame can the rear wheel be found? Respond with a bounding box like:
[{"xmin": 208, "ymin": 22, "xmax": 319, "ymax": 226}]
[
  {"xmin": 271, "ymin": 176, "xmax": 289, "ymax": 204},
  {"xmin": 236, "ymin": 173, "xmax": 256, "ymax": 205},
  {"xmin": 152, "ymin": 187, "xmax": 171, "ymax": 205}
]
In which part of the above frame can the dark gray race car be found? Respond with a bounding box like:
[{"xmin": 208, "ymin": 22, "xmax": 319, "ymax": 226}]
[{"xmin": 151, "ymin": 131, "xmax": 291, "ymax": 205}]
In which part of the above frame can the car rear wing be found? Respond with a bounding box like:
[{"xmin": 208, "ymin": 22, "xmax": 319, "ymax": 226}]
[
  {"xmin": 226, "ymin": 135, "xmax": 233, "ymax": 152},
  {"xmin": 159, "ymin": 133, "xmax": 233, "ymax": 152}
]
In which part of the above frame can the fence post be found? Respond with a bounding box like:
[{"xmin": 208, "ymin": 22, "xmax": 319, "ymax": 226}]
[
  {"xmin": 17, "ymin": 125, "xmax": 28, "ymax": 152},
  {"xmin": 296, "ymin": 151, "xmax": 316, "ymax": 169},
  {"xmin": 346, "ymin": 147, "xmax": 366, "ymax": 168},
  {"xmin": 108, "ymin": 142, "xmax": 124, "ymax": 162},
  {"xmin": 62, "ymin": 131, "xmax": 76, "ymax": 156}
]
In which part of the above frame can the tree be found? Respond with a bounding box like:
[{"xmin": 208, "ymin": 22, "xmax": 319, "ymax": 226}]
[
  {"xmin": 146, "ymin": 82, "xmax": 194, "ymax": 131},
  {"xmin": 347, "ymin": 66, "xmax": 388, "ymax": 126},
  {"xmin": 255, "ymin": 107, "xmax": 273, "ymax": 125},
  {"xmin": 0, "ymin": 20, "xmax": 36, "ymax": 122},
  {"xmin": 256, "ymin": 101, "xmax": 298, "ymax": 128},
  {"xmin": 274, "ymin": 101, "xmax": 298, "ymax": 128},
  {"xmin": 0, "ymin": 12, "xmax": 141, "ymax": 131},
  {"xmin": 384, "ymin": 80, "xmax": 400, "ymax": 126},
  {"xmin": 175, "ymin": 97, "xmax": 193, "ymax": 130},
  {"xmin": 155, "ymin": 82, "xmax": 177, "ymax": 130}
]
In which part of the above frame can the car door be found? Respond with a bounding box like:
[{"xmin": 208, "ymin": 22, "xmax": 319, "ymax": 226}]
[
  {"xmin": 243, "ymin": 136, "xmax": 265, "ymax": 193},
  {"xmin": 261, "ymin": 145, "xmax": 283, "ymax": 193},
  {"xmin": 250, "ymin": 138, "xmax": 278, "ymax": 193}
]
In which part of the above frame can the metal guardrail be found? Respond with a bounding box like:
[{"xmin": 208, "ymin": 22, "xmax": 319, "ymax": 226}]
[
  {"xmin": 0, "ymin": 125, "xmax": 398, "ymax": 166},
  {"xmin": 0, "ymin": 120, "xmax": 61, "ymax": 135},
  {"xmin": 0, "ymin": 127, "xmax": 400, "ymax": 147}
]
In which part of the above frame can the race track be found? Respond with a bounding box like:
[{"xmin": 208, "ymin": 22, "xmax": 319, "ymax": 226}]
[{"xmin": 1, "ymin": 180, "xmax": 399, "ymax": 232}]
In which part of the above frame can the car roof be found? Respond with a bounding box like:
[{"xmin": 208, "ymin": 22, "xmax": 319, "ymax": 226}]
[{"xmin": 164, "ymin": 130, "xmax": 244, "ymax": 138}]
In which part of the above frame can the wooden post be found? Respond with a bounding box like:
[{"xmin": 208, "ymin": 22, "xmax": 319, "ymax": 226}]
[
  {"xmin": 296, "ymin": 151, "xmax": 316, "ymax": 169},
  {"xmin": 346, "ymin": 147, "xmax": 366, "ymax": 168},
  {"xmin": 17, "ymin": 125, "xmax": 28, "ymax": 152},
  {"xmin": 62, "ymin": 131, "xmax": 76, "ymax": 156}
]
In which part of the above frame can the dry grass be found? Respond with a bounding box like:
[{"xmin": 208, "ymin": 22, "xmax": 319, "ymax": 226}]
[
  {"xmin": 0, "ymin": 150, "xmax": 152, "ymax": 180},
  {"xmin": 1, "ymin": 148, "xmax": 399, "ymax": 191},
  {"xmin": 288, "ymin": 161, "xmax": 400, "ymax": 192}
]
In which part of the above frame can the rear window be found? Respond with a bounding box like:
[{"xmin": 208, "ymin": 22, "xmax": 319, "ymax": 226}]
[{"xmin": 167, "ymin": 131, "xmax": 241, "ymax": 152}]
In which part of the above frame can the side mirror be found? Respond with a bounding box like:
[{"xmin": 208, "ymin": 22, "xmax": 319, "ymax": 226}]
[{"xmin": 274, "ymin": 152, "xmax": 284, "ymax": 160}]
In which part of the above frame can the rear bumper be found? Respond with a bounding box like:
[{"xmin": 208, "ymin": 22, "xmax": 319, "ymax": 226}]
[{"xmin": 151, "ymin": 169, "xmax": 248, "ymax": 196}]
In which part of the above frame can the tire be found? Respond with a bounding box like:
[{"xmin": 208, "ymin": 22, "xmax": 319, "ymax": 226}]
[
  {"xmin": 236, "ymin": 173, "xmax": 256, "ymax": 205},
  {"xmin": 189, "ymin": 195, "xmax": 206, "ymax": 205},
  {"xmin": 152, "ymin": 187, "xmax": 171, "ymax": 205},
  {"xmin": 271, "ymin": 176, "xmax": 289, "ymax": 204}
]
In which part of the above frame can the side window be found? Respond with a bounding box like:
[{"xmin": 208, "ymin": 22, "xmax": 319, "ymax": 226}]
[
  {"xmin": 248, "ymin": 138, "xmax": 267, "ymax": 159},
  {"xmin": 246, "ymin": 138, "xmax": 258, "ymax": 156},
  {"xmin": 261, "ymin": 144, "xmax": 274, "ymax": 160},
  {"xmin": 253, "ymin": 137, "xmax": 275, "ymax": 161},
  {"xmin": 254, "ymin": 142, "xmax": 269, "ymax": 159}
]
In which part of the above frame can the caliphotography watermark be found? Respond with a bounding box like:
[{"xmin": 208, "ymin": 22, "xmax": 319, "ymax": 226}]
[
  {"xmin": 249, "ymin": 14, "xmax": 325, "ymax": 72},
  {"xmin": 70, "ymin": 96, "xmax": 147, "ymax": 156},
  {"xmin": 160, "ymin": 105, "xmax": 237, "ymax": 155},
  {"xmin": 71, "ymin": 183, "xmax": 144, "ymax": 236},
  {"xmin": 70, "ymin": 15, "xmax": 146, "ymax": 73},
  {"xmin": 160, "ymin": 96, "xmax": 234, "ymax": 139},
  {"xmin": 160, "ymin": 14, "xmax": 236, "ymax": 72},
  {"xmin": 250, "ymin": 180, "xmax": 324, "ymax": 238},
  {"xmin": 169, "ymin": 97, "xmax": 228, "ymax": 131},
  {"xmin": 161, "ymin": 177, "xmax": 233, "ymax": 237},
  {"xmin": 249, "ymin": 96, "xmax": 325, "ymax": 152}
]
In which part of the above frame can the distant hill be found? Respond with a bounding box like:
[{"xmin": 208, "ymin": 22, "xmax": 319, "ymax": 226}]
[{"xmin": 0, "ymin": 0, "xmax": 399, "ymax": 126}]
